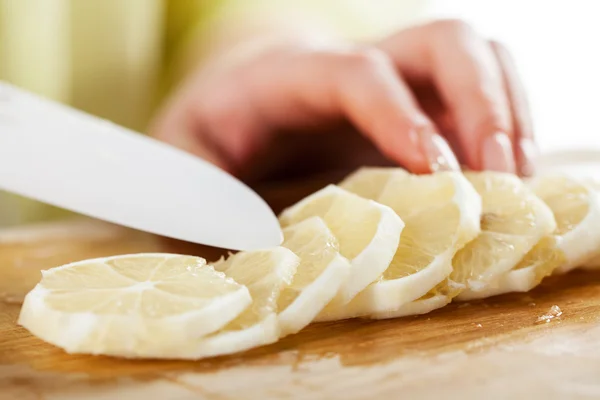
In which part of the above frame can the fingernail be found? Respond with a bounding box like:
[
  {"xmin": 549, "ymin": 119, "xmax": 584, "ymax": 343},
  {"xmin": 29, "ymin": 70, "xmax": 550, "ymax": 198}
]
[
  {"xmin": 482, "ymin": 132, "xmax": 516, "ymax": 173},
  {"xmin": 518, "ymin": 138, "xmax": 538, "ymax": 177},
  {"xmin": 420, "ymin": 130, "xmax": 460, "ymax": 172}
]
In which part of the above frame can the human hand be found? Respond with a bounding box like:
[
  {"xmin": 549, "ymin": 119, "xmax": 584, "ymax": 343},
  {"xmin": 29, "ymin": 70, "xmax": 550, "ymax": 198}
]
[{"xmin": 150, "ymin": 19, "xmax": 535, "ymax": 181}]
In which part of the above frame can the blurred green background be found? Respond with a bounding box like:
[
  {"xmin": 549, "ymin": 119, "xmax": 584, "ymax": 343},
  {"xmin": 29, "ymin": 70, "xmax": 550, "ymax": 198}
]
[{"xmin": 1, "ymin": 0, "xmax": 598, "ymax": 226}]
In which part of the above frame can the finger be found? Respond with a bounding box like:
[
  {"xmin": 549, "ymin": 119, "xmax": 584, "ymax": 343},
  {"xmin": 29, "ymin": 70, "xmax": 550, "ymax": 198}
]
[
  {"xmin": 253, "ymin": 48, "xmax": 460, "ymax": 174},
  {"xmin": 490, "ymin": 40, "xmax": 537, "ymax": 176},
  {"xmin": 378, "ymin": 20, "xmax": 517, "ymax": 173}
]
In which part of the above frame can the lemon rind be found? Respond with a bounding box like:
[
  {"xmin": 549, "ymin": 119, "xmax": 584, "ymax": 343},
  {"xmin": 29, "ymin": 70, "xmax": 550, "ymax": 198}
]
[
  {"xmin": 278, "ymin": 252, "xmax": 350, "ymax": 335},
  {"xmin": 368, "ymin": 295, "xmax": 450, "ymax": 320}
]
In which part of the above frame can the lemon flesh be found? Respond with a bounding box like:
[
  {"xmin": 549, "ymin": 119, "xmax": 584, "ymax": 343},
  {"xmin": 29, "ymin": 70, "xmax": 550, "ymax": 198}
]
[
  {"xmin": 18, "ymin": 254, "xmax": 252, "ymax": 357},
  {"xmin": 453, "ymin": 172, "xmax": 557, "ymax": 300},
  {"xmin": 531, "ymin": 175, "xmax": 600, "ymax": 273},
  {"xmin": 279, "ymin": 184, "xmax": 403, "ymax": 304},
  {"xmin": 317, "ymin": 168, "xmax": 480, "ymax": 320},
  {"xmin": 164, "ymin": 247, "xmax": 300, "ymax": 360},
  {"xmin": 277, "ymin": 217, "xmax": 351, "ymax": 336}
]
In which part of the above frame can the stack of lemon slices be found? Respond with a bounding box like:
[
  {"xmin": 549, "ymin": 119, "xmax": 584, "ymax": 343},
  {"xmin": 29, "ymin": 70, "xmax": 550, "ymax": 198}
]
[
  {"xmin": 18, "ymin": 169, "xmax": 600, "ymax": 360},
  {"xmin": 582, "ymin": 180, "xmax": 600, "ymax": 269},
  {"xmin": 316, "ymin": 168, "xmax": 481, "ymax": 320}
]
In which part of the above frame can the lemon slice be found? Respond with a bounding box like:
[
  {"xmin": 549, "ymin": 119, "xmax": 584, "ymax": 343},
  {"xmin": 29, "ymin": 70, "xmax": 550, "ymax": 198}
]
[
  {"xmin": 18, "ymin": 254, "xmax": 252, "ymax": 357},
  {"xmin": 530, "ymin": 175, "xmax": 600, "ymax": 273},
  {"xmin": 172, "ymin": 247, "xmax": 300, "ymax": 359},
  {"xmin": 457, "ymin": 236, "xmax": 565, "ymax": 300},
  {"xmin": 453, "ymin": 172, "xmax": 556, "ymax": 300},
  {"xmin": 369, "ymin": 280, "xmax": 459, "ymax": 320},
  {"xmin": 279, "ymin": 185, "xmax": 403, "ymax": 304},
  {"xmin": 528, "ymin": 176, "xmax": 600, "ymax": 273},
  {"xmin": 581, "ymin": 181, "xmax": 600, "ymax": 269},
  {"xmin": 277, "ymin": 217, "xmax": 351, "ymax": 336},
  {"xmin": 316, "ymin": 168, "xmax": 481, "ymax": 321},
  {"xmin": 583, "ymin": 254, "xmax": 600, "ymax": 269},
  {"xmin": 339, "ymin": 167, "xmax": 408, "ymax": 200}
]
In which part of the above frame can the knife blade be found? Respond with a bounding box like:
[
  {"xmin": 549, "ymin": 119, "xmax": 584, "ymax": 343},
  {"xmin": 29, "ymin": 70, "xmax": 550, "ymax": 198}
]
[{"xmin": 0, "ymin": 82, "xmax": 282, "ymax": 251}]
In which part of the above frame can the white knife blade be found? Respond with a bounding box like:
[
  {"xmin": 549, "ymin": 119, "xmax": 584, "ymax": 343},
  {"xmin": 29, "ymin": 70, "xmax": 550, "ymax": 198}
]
[{"xmin": 0, "ymin": 82, "xmax": 282, "ymax": 251}]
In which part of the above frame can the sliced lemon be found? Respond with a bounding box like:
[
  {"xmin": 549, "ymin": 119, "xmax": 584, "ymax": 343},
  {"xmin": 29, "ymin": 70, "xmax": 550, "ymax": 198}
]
[
  {"xmin": 457, "ymin": 236, "xmax": 565, "ymax": 300},
  {"xmin": 453, "ymin": 172, "xmax": 556, "ymax": 300},
  {"xmin": 583, "ymin": 254, "xmax": 600, "ymax": 269},
  {"xmin": 369, "ymin": 280, "xmax": 460, "ymax": 320},
  {"xmin": 530, "ymin": 175, "xmax": 600, "ymax": 273},
  {"xmin": 277, "ymin": 217, "xmax": 351, "ymax": 336},
  {"xmin": 339, "ymin": 167, "xmax": 408, "ymax": 200},
  {"xmin": 582, "ymin": 181, "xmax": 600, "ymax": 269},
  {"xmin": 171, "ymin": 247, "xmax": 300, "ymax": 359},
  {"xmin": 279, "ymin": 184, "xmax": 403, "ymax": 304},
  {"xmin": 316, "ymin": 168, "xmax": 481, "ymax": 321},
  {"xmin": 18, "ymin": 254, "xmax": 252, "ymax": 357}
]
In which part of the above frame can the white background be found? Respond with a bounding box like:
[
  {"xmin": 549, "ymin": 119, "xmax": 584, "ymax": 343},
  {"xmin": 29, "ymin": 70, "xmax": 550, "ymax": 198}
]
[{"xmin": 426, "ymin": 0, "xmax": 600, "ymax": 153}]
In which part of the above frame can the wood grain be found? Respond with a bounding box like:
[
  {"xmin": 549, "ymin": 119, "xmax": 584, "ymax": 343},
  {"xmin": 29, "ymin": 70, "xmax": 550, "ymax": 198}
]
[{"xmin": 2, "ymin": 182, "xmax": 600, "ymax": 399}]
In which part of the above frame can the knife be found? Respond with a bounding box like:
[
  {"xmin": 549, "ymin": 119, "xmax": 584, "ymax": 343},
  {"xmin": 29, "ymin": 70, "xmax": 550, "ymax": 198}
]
[{"xmin": 0, "ymin": 82, "xmax": 282, "ymax": 251}]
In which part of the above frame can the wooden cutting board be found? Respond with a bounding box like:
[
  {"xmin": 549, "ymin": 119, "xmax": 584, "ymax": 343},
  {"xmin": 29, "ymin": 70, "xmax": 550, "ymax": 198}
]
[{"xmin": 2, "ymin": 181, "xmax": 600, "ymax": 400}]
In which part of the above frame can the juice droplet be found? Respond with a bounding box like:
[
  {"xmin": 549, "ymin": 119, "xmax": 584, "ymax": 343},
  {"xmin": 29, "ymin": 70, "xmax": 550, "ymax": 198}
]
[{"xmin": 535, "ymin": 305, "xmax": 563, "ymax": 324}]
